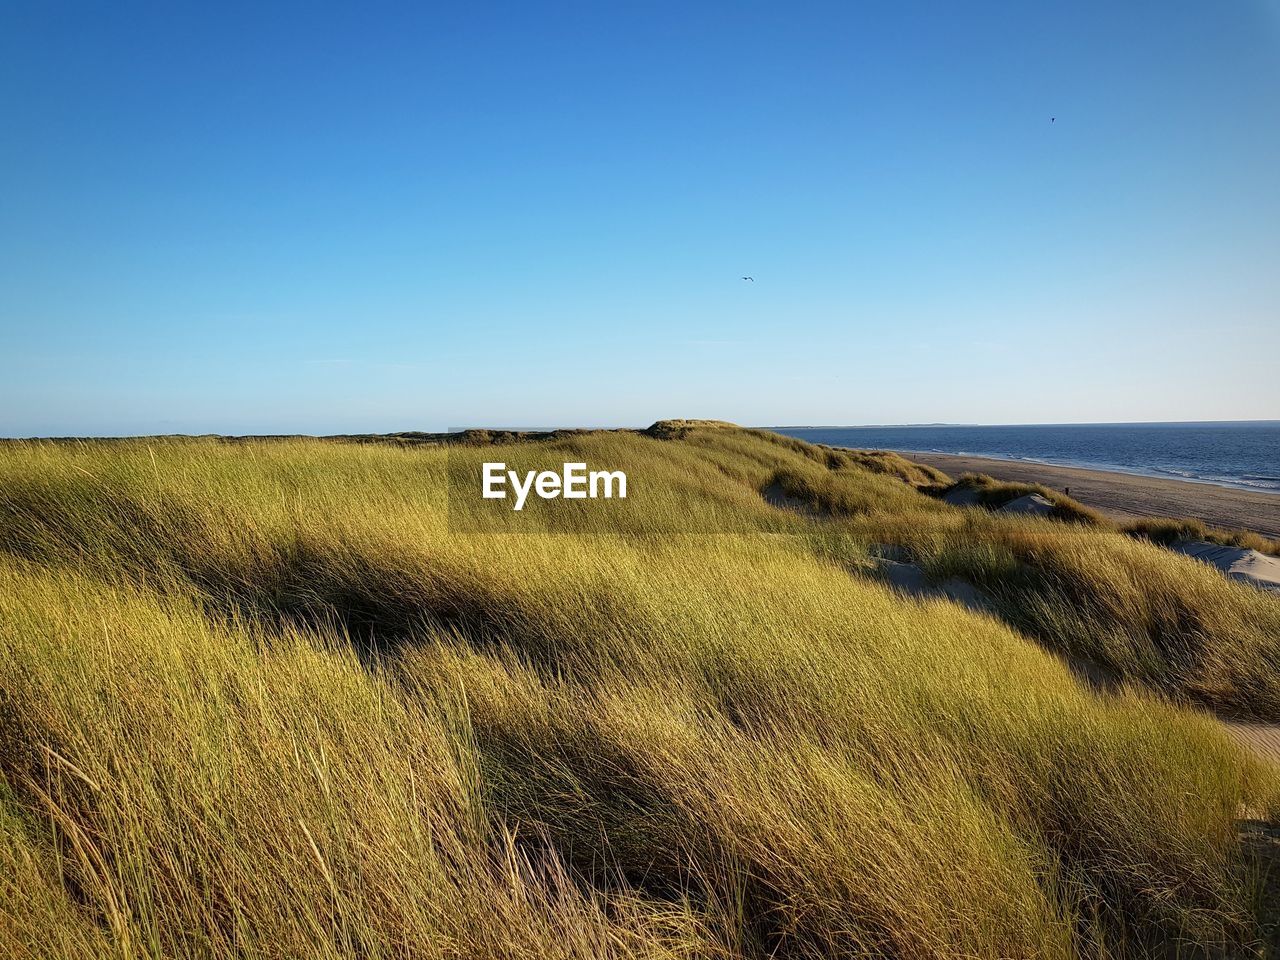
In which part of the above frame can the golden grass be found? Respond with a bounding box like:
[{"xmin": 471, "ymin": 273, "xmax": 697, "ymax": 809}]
[
  {"xmin": 939, "ymin": 472, "xmax": 1108, "ymax": 526},
  {"xmin": 929, "ymin": 468, "xmax": 1280, "ymax": 556},
  {"xmin": 1123, "ymin": 517, "xmax": 1280, "ymax": 558},
  {"xmin": 1, "ymin": 427, "xmax": 1279, "ymax": 957}
]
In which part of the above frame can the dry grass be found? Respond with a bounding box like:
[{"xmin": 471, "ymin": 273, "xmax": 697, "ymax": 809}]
[
  {"xmin": 919, "ymin": 467, "xmax": 1280, "ymax": 557},
  {"xmin": 1, "ymin": 427, "xmax": 1279, "ymax": 957},
  {"xmin": 939, "ymin": 472, "xmax": 1109, "ymax": 525},
  {"xmin": 1123, "ymin": 517, "xmax": 1280, "ymax": 557}
]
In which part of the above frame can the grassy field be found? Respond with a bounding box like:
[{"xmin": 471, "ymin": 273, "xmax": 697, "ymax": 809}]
[{"xmin": 2, "ymin": 424, "xmax": 1280, "ymax": 958}]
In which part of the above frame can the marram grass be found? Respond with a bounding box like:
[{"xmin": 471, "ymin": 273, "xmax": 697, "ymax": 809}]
[{"xmin": 1, "ymin": 426, "xmax": 1279, "ymax": 958}]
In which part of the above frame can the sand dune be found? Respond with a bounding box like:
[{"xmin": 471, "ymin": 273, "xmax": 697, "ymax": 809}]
[
  {"xmin": 1173, "ymin": 541, "xmax": 1280, "ymax": 594},
  {"xmin": 900, "ymin": 452, "xmax": 1280, "ymax": 540},
  {"xmin": 998, "ymin": 492, "xmax": 1056, "ymax": 516}
]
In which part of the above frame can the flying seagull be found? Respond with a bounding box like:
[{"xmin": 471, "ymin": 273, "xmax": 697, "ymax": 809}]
[{"xmin": 741, "ymin": 276, "xmax": 754, "ymax": 282}]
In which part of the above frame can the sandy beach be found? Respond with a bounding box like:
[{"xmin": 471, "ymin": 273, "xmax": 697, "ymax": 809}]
[{"xmin": 899, "ymin": 452, "xmax": 1280, "ymax": 540}]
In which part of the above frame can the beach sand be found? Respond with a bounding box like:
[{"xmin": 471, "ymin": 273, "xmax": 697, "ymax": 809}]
[{"xmin": 899, "ymin": 452, "xmax": 1280, "ymax": 540}]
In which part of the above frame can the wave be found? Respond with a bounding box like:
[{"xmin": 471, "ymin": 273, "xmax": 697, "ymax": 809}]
[
  {"xmin": 1210, "ymin": 476, "xmax": 1280, "ymax": 491},
  {"xmin": 1147, "ymin": 467, "xmax": 1280, "ymax": 491}
]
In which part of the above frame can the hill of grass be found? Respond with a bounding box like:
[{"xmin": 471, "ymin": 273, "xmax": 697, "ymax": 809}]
[
  {"xmin": 1, "ymin": 424, "xmax": 1279, "ymax": 957},
  {"xmin": 934, "ymin": 471, "xmax": 1109, "ymax": 525}
]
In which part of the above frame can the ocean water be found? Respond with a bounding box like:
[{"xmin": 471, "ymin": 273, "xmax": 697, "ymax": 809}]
[{"xmin": 772, "ymin": 422, "xmax": 1280, "ymax": 494}]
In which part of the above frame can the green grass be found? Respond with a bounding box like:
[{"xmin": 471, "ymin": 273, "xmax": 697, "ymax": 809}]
[{"xmin": 1, "ymin": 426, "xmax": 1279, "ymax": 957}]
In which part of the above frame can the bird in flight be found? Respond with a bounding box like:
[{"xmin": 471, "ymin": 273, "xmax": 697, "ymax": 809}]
[
  {"xmin": 1050, "ymin": 117, "xmax": 1055, "ymax": 123},
  {"xmin": 741, "ymin": 276, "xmax": 754, "ymax": 282}
]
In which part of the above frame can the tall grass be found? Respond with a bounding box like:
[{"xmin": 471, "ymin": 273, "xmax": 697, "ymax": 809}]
[
  {"xmin": 1124, "ymin": 517, "xmax": 1280, "ymax": 557},
  {"xmin": 1, "ymin": 427, "xmax": 1279, "ymax": 957},
  {"xmin": 938, "ymin": 472, "xmax": 1108, "ymax": 525}
]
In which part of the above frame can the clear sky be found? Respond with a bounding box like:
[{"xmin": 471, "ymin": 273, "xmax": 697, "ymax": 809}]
[{"xmin": 2, "ymin": 1, "xmax": 1278, "ymax": 435}]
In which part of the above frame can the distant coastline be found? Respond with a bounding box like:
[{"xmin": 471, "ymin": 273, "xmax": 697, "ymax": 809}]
[
  {"xmin": 896, "ymin": 451, "xmax": 1280, "ymax": 541},
  {"xmin": 888, "ymin": 447, "xmax": 1280, "ymax": 497},
  {"xmin": 770, "ymin": 419, "xmax": 1280, "ymax": 431},
  {"xmin": 773, "ymin": 422, "xmax": 1280, "ymax": 497}
]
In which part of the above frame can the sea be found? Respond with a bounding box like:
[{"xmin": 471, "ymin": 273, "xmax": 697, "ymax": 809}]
[{"xmin": 771, "ymin": 422, "xmax": 1280, "ymax": 495}]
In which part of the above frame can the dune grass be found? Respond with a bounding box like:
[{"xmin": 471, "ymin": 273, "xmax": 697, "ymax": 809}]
[
  {"xmin": 2, "ymin": 426, "xmax": 1279, "ymax": 957},
  {"xmin": 937, "ymin": 472, "xmax": 1109, "ymax": 526},
  {"xmin": 1123, "ymin": 517, "xmax": 1280, "ymax": 558},
  {"xmin": 923, "ymin": 464, "xmax": 1280, "ymax": 557}
]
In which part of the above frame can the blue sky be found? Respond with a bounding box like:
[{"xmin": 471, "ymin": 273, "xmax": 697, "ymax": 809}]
[{"xmin": 2, "ymin": 1, "xmax": 1278, "ymax": 435}]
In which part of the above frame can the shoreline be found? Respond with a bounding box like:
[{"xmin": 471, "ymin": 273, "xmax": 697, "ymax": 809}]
[
  {"xmin": 884, "ymin": 450, "xmax": 1280, "ymax": 540},
  {"xmin": 893, "ymin": 449, "xmax": 1280, "ymax": 497}
]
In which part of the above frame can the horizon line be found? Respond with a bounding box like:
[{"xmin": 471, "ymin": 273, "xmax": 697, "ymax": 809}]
[{"xmin": 3, "ymin": 417, "xmax": 1279, "ymax": 441}]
